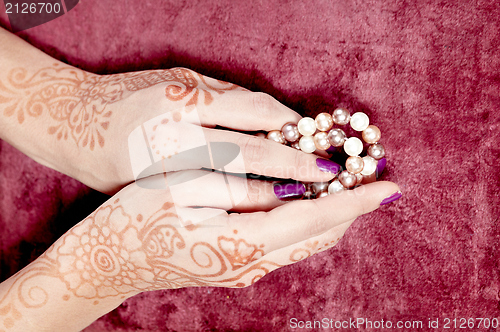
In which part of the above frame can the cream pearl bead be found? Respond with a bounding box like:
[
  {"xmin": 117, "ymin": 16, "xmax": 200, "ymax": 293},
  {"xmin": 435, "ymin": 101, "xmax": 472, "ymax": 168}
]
[
  {"xmin": 313, "ymin": 132, "xmax": 331, "ymax": 151},
  {"xmin": 338, "ymin": 170, "xmax": 357, "ymax": 189},
  {"xmin": 327, "ymin": 128, "xmax": 346, "ymax": 147},
  {"xmin": 266, "ymin": 130, "xmax": 286, "ymax": 144},
  {"xmin": 315, "ymin": 113, "xmax": 333, "ymax": 131},
  {"xmin": 298, "ymin": 135, "xmax": 316, "ymax": 153},
  {"xmin": 360, "ymin": 156, "xmax": 377, "ymax": 175},
  {"xmin": 332, "ymin": 108, "xmax": 351, "ymax": 125},
  {"xmin": 297, "ymin": 117, "xmax": 316, "ymax": 136},
  {"xmin": 343, "ymin": 137, "xmax": 363, "ymax": 156},
  {"xmin": 345, "ymin": 156, "xmax": 364, "ymax": 174},
  {"xmin": 355, "ymin": 173, "xmax": 363, "ymax": 186},
  {"xmin": 328, "ymin": 180, "xmax": 344, "ymax": 194},
  {"xmin": 350, "ymin": 112, "xmax": 369, "ymax": 131},
  {"xmin": 362, "ymin": 125, "xmax": 381, "ymax": 144},
  {"xmin": 281, "ymin": 122, "xmax": 300, "ymax": 142}
]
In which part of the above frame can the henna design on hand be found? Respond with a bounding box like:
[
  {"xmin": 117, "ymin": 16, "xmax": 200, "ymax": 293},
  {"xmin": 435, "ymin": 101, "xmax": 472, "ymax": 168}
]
[
  {"xmin": 0, "ymin": 66, "xmax": 238, "ymax": 150},
  {"xmin": 0, "ymin": 199, "xmax": 276, "ymax": 329},
  {"xmin": 218, "ymin": 236, "xmax": 265, "ymax": 270},
  {"xmin": 0, "ymin": 193, "xmax": 341, "ymax": 329}
]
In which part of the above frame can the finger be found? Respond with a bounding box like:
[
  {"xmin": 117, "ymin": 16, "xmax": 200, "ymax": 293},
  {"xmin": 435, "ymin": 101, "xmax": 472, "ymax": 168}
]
[
  {"xmin": 249, "ymin": 219, "xmax": 355, "ymax": 272},
  {"xmin": 187, "ymin": 215, "xmax": 353, "ymax": 288},
  {"xmin": 204, "ymin": 128, "xmax": 340, "ymax": 182},
  {"xmin": 128, "ymin": 112, "xmax": 338, "ymax": 183},
  {"xmin": 199, "ymin": 90, "xmax": 302, "ymax": 131},
  {"xmin": 138, "ymin": 171, "xmax": 286, "ymax": 212},
  {"xmin": 226, "ymin": 181, "xmax": 401, "ymax": 253}
]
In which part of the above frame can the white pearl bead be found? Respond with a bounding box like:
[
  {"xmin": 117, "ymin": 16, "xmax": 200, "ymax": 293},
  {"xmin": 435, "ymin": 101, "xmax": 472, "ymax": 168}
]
[
  {"xmin": 297, "ymin": 117, "xmax": 316, "ymax": 136},
  {"xmin": 350, "ymin": 112, "xmax": 369, "ymax": 131},
  {"xmin": 360, "ymin": 156, "xmax": 377, "ymax": 175},
  {"xmin": 298, "ymin": 135, "xmax": 316, "ymax": 153},
  {"xmin": 328, "ymin": 180, "xmax": 344, "ymax": 194},
  {"xmin": 343, "ymin": 137, "xmax": 363, "ymax": 156}
]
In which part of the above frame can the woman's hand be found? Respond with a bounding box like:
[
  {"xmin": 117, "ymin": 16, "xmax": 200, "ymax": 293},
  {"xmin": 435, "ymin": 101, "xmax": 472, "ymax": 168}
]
[
  {"xmin": 0, "ymin": 173, "xmax": 399, "ymax": 331},
  {"xmin": 0, "ymin": 63, "xmax": 340, "ymax": 194}
]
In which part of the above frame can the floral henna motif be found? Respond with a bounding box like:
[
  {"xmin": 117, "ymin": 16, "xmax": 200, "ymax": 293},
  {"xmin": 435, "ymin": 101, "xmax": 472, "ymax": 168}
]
[
  {"xmin": 50, "ymin": 205, "xmax": 157, "ymax": 298},
  {"xmin": 0, "ymin": 66, "xmax": 238, "ymax": 150},
  {"xmin": 0, "ymin": 198, "xmax": 279, "ymax": 319},
  {"xmin": 289, "ymin": 237, "xmax": 341, "ymax": 263},
  {"xmin": 163, "ymin": 68, "xmax": 239, "ymax": 107},
  {"xmin": 218, "ymin": 237, "xmax": 264, "ymax": 270},
  {"xmin": 0, "ymin": 65, "xmax": 114, "ymax": 150}
]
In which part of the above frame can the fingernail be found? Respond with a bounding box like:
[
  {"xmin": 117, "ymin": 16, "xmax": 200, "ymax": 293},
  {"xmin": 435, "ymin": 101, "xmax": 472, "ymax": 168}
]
[
  {"xmin": 380, "ymin": 191, "xmax": 402, "ymax": 205},
  {"xmin": 326, "ymin": 146, "xmax": 337, "ymax": 153},
  {"xmin": 376, "ymin": 158, "xmax": 387, "ymax": 179},
  {"xmin": 316, "ymin": 159, "xmax": 341, "ymax": 174},
  {"xmin": 274, "ymin": 182, "xmax": 306, "ymax": 200}
]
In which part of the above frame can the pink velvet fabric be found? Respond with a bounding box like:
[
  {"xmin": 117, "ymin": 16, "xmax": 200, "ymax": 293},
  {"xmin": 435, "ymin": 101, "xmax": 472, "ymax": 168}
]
[{"xmin": 1, "ymin": 0, "xmax": 500, "ymax": 330}]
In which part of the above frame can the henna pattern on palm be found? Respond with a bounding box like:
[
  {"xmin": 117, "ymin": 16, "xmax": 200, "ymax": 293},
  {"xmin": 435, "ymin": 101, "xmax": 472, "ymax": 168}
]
[{"xmin": 0, "ymin": 65, "xmax": 237, "ymax": 150}]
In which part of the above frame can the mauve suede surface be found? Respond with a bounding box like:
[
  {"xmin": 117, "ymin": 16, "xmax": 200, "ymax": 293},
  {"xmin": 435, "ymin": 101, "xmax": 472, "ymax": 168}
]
[{"xmin": 1, "ymin": 0, "xmax": 500, "ymax": 331}]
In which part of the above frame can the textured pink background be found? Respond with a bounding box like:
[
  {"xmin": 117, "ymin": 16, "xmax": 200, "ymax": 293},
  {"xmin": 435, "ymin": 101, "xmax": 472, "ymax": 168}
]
[{"xmin": 1, "ymin": 0, "xmax": 500, "ymax": 331}]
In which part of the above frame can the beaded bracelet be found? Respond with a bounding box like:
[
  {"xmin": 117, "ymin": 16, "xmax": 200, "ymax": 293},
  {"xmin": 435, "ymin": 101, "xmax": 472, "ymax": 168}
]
[{"xmin": 265, "ymin": 108, "xmax": 386, "ymax": 199}]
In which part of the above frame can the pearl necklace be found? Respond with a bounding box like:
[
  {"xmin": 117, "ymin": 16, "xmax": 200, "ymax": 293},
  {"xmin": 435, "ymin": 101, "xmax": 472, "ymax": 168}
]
[{"xmin": 265, "ymin": 108, "xmax": 386, "ymax": 198}]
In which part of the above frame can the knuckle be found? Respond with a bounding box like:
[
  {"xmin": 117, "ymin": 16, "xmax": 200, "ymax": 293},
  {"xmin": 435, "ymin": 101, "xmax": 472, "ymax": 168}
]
[
  {"xmin": 304, "ymin": 202, "xmax": 329, "ymax": 236},
  {"xmin": 351, "ymin": 194, "xmax": 370, "ymax": 217},
  {"xmin": 251, "ymin": 92, "xmax": 276, "ymax": 118},
  {"xmin": 292, "ymin": 149, "xmax": 309, "ymax": 177},
  {"xmin": 306, "ymin": 216, "xmax": 329, "ymax": 237},
  {"xmin": 239, "ymin": 135, "xmax": 269, "ymax": 168},
  {"xmin": 245, "ymin": 179, "xmax": 263, "ymax": 205}
]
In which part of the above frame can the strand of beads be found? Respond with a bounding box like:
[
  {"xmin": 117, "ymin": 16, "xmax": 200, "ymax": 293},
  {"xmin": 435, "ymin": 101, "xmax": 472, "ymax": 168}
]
[{"xmin": 266, "ymin": 108, "xmax": 386, "ymax": 198}]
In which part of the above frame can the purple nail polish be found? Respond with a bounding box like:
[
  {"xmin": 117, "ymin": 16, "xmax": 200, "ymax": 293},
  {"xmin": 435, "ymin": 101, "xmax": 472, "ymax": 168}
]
[
  {"xmin": 376, "ymin": 158, "xmax": 387, "ymax": 179},
  {"xmin": 274, "ymin": 182, "xmax": 306, "ymax": 200},
  {"xmin": 380, "ymin": 191, "xmax": 402, "ymax": 205},
  {"xmin": 326, "ymin": 146, "xmax": 337, "ymax": 153},
  {"xmin": 316, "ymin": 159, "xmax": 341, "ymax": 174}
]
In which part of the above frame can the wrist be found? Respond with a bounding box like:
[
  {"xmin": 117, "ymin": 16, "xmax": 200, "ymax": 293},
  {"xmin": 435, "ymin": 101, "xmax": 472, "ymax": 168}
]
[
  {"xmin": 0, "ymin": 237, "xmax": 130, "ymax": 331},
  {"xmin": 0, "ymin": 61, "xmax": 105, "ymax": 176}
]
